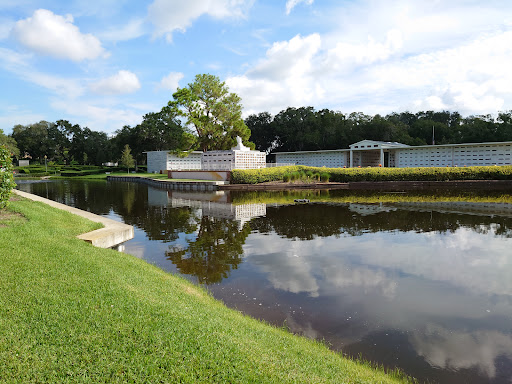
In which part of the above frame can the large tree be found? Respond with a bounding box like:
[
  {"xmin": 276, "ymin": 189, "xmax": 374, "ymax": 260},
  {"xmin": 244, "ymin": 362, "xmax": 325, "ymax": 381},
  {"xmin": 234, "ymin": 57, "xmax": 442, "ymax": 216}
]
[{"xmin": 169, "ymin": 74, "xmax": 253, "ymax": 152}]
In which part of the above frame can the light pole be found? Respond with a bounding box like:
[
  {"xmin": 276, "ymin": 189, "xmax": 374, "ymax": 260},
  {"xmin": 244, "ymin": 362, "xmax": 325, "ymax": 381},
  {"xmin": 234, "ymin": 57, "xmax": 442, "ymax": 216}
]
[{"xmin": 44, "ymin": 155, "xmax": 47, "ymax": 173}]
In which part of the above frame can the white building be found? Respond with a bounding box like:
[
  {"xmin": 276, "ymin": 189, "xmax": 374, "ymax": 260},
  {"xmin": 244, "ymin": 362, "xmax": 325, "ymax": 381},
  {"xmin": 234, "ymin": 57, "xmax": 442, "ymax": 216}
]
[
  {"xmin": 145, "ymin": 151, "xmax": 202, "ymax": 173},
  {"xmin": 201, "ymin": 137, "xmax": 266, "ymax": 170},
  {"xmin": 274, "ymin": 140, "xmax": 512, "ymax": 168}
]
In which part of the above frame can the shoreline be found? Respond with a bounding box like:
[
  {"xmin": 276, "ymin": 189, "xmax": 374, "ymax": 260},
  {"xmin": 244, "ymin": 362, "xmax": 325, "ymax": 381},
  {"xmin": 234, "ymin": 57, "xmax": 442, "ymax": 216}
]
[{"xmin": 221, "ymin": 179, "xmax": 512, "ymax": 191}]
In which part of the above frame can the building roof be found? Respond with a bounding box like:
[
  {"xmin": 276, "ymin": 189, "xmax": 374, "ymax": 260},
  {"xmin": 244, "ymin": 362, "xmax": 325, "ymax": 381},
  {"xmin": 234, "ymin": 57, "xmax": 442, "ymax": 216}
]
[
  {"xmin": 273, "ymin": 140, "xmax": 512, "ymax": 155},
  {"xmin": 349, "ymin": 140, "xmax": 410, "ymax": 149}
]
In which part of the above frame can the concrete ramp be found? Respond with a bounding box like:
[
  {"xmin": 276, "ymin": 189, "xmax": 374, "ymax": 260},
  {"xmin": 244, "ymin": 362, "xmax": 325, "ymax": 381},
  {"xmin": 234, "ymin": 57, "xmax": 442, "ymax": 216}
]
[{"xmin": 14, "ymin": 190, "xmax": 134, "ymax": 248}]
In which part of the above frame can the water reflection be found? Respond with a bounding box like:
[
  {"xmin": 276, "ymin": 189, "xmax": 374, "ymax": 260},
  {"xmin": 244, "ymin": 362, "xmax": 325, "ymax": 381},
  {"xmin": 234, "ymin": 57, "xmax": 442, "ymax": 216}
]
[
  {"xmin": 16, "ymin": 180, "xmax": 512, "ymax": 383},
  {"xmin": 166, "ymin": 217, "xmax": 251, "ymax": 284}
]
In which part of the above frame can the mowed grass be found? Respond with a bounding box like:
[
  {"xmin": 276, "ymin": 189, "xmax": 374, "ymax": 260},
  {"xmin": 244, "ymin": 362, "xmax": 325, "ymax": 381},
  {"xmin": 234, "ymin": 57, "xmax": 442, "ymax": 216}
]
[{"xmin": 0, "ymin": 198, "xmax": 411, "ymax": 383}]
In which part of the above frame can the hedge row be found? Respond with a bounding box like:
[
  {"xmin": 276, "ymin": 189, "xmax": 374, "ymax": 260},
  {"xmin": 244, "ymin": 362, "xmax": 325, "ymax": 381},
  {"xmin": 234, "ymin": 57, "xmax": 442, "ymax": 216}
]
[
  {"xmin": 231, "ymin": 166, "xmax": 302, "ymax": 184},
  {"xmin": 230, "ymin": 165, "xmax": 512, "ymax": 184},
  {"xmin": 60, "ymin": 168, "xmax": 111, "ymax": 177}
]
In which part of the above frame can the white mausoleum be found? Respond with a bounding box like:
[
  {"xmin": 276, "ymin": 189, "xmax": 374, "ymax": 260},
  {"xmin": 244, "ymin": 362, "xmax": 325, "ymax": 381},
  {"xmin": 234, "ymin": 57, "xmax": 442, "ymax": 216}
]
[
  {"xmin": 201, "ymin": 137, "xmax": 266, "ymax": 170},
  {"xmin": 145, "ymin": 137, "xmax": 265, "ymax": 173},
  {"xmin": 274, "ymin": 140, "xmax": 512, "ymax": 168},
  {"xmin": 145, "ymin": 151, "xmax": 202, "ymax": 173}
]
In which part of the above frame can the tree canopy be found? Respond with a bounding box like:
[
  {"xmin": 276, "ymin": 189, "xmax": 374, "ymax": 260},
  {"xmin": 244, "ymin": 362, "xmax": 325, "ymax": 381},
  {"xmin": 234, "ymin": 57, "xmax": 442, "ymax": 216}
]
[
  {"xmin": 246, "ymin": 108, "xmax": 512, "ymax": 154},
  {"xmin": 169, "ymin": 74, "xmax": 253, "ymax": 152},
  {"xmin": 0, "ymin": 129, "xmax": 19, "ymax": 158}
]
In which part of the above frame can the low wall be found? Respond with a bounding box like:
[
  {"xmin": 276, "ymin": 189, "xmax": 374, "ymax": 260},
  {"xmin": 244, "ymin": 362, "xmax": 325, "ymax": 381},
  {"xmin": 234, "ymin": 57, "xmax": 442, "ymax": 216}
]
[
  {"xmin": 168, "ymin": 170, "xmax": 231, "ymax": 181},
  {"xmin": 107, "ymin": 176, "xmax": 223, "ymax": 191}
]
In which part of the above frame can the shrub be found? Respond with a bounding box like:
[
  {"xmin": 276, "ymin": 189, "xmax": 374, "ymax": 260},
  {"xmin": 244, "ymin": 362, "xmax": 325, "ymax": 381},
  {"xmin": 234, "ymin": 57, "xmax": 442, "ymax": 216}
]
[
  {"xmin": 320, "ymin": 172, "xmax": 330, "ymax": 182},
  {"xmin": 283, "ymin": 173, "xmax": 291, "ymax": 182},
  {"xmin": 59, "ymin": 168, "xmax": 108, "ymax": 177},
  {"xmin": 290, "ymin": 171, "xmax": 300, "ymax": 181},
  {"xmin": 0, "ymin": 145, "xmax": 16, "ymax": 209},
  {"xmin": 231, "ymin": 165, "xmax": 512, "ymax": 184}
]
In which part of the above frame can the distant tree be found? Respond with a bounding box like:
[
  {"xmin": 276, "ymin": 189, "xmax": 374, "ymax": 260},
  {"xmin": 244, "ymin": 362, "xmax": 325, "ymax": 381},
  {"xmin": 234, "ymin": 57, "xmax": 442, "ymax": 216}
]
[
  {"xmin": 169, "ymin": 73, "xmax": 253, "ymax": 151},
  {"xmin": 0, "ymin": 129, "xmax": 19, "ymax": 159},
  {"xmin": 11, "ymin": 121, "xmax": 54, "ymax": 162},
  {"xmin": 135, "ymin": 106, "xmax": 194, "ymax": 151},
  {"xmin": 120, "ymin": 144, "xmax": 135, "ymax": 173},
  {"xmin": 246, "ymin": 112, "xmax": 275, "ymax": 153}
]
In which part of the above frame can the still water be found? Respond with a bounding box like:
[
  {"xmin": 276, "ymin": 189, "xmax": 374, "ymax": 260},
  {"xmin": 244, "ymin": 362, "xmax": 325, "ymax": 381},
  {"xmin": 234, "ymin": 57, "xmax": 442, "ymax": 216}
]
[{"xmin": 18, "ymin": 180, "xmax": 512, "ymax": 384}]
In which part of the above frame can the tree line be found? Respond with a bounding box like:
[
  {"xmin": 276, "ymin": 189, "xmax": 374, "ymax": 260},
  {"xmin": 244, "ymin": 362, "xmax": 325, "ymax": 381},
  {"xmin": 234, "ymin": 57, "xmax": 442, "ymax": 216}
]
[
  {"xmin": 246, "ymin": 108, "xmax": 512, "ymax": 154},
  {"xmin": 3, "ymin": 74, "xmax": 512, "ymax": 165}
]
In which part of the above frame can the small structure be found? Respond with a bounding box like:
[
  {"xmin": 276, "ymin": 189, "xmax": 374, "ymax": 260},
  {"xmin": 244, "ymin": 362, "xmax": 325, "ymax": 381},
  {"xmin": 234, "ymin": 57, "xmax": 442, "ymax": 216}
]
[
  {"xmin": 274, "ymin": 140, "xmax": 512, "ymax": 168},
  {"xmin": 18, "ymin": 160, "xmax": 30, "ymax": 167},
  {"xmin": 145, "ymin": 151, "xmax": 202, "ymax": 173},
  {"xmin": 201, "ymin": 137, "xmax": 266, "ymax": 171}
]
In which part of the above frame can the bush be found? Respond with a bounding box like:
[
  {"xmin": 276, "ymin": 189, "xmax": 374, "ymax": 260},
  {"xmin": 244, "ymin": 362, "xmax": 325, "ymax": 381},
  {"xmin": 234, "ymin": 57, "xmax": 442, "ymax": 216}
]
[
  {"xmin": 231, "ymin": 166, "xmax": 302, "ymax": 184},
  {"xmin": 283, "ymin": 173, "xmax": 291, "ymax": 182},
  {"xmin": 231, "ymin": 165, "xmax": 512, "ymax": 184},
  {"xmin": 0, "ymin": 145, "xmax": 16, "ymax": 209},
  {"xmin": 59, "ymin": 168, "xmax": 108, "ymax": 177},
  {"xmin": 320, "ymin": 172, "xmax": 330, "ymax": 182}
]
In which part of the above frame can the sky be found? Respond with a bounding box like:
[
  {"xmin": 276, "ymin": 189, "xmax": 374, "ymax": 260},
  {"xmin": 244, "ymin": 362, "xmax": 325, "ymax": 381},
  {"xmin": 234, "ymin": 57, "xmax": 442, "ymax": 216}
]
[{"xmin": 1, "ymin": 0, "xmax": 512, "ymax": 135}]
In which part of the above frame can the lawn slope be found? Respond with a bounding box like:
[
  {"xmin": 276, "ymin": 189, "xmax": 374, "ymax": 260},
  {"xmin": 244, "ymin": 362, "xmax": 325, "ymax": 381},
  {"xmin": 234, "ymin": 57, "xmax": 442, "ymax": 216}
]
[{"xmin": 0, "ymin": 198, "xmax": 409, "ymax": 383}]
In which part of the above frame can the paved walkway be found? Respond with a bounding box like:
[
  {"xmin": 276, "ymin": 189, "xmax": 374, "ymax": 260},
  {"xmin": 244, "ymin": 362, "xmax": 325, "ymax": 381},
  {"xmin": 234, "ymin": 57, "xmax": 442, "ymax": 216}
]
[{"xmin": 14, "ymin": 190, "xmax": 134, "ymax": 248}]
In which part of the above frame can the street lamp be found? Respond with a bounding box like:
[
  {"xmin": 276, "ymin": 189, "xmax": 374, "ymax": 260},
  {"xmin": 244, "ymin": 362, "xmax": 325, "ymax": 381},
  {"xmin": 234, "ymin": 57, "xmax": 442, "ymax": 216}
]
[{"xmin": 44, "ymin": 155, "xmax": 47, "ymax": 173}]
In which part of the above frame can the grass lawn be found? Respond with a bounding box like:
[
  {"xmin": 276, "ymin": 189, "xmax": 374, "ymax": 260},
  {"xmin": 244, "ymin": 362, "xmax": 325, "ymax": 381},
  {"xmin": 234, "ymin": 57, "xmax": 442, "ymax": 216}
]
[{"xmin": 0, "ymin": 197, "xmax": 411, "ymax": 383}]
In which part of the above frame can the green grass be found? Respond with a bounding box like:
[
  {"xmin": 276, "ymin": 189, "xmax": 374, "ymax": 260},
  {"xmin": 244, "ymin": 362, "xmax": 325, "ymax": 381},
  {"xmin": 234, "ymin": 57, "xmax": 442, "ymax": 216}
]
[{"xmin": 0, "ymin": 198, "xmax": 411, "ymax": 383}]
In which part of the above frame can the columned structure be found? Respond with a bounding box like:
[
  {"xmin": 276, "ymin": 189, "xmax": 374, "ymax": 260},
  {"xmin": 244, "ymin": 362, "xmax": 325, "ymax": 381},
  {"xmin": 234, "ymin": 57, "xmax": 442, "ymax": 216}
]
[{"xmin": 274, "ymin": 140, "xmax": 512, "ymax": 168}]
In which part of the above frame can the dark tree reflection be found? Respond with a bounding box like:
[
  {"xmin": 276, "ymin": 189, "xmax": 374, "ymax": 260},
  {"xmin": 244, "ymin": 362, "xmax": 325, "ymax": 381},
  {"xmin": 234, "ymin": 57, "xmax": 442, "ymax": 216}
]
[{"xmin": 166, "ymin": 216, "xmax": 251, "ymax": 284}]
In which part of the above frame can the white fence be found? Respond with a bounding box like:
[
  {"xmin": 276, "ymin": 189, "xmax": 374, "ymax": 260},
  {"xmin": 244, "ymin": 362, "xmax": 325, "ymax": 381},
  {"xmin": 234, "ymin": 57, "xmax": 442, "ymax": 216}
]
[{"xmin": 169, "ymin": 163, "xmax": 295, "ymax": 171}]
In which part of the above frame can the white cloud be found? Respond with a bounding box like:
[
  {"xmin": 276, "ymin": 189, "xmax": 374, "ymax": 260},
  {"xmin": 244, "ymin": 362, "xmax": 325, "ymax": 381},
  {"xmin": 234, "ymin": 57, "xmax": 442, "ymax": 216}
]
[
  {"xmin": 411, "ymin": 325, "xmax": 512, "ymax": 379},
  {"xmin": 50, "ymin": 99, "xmax": 142, "ymax": 134},
  {"xmin": 227, "ymin": 33, "xmax": 323, "ymax": 115},
  {"xmin": 228, "ymin": 21, "xmax": 512, "ymax": 117},
  {"xmin": 0, "ymin": 105, "xmax": 45, "ymax": 132},
  {"xmin": 99, "ymin": 18, "xmax": 146, "ymax": 42},
  {"xmin": 0, "ymin": 47, "xmax": 84, "ymax": 99},
  {"xmin": 158, "ymin": 71, "xmax": 184, "ymax": 91},
  {"xmin": 0, "ymin": 17, "xmax": 15, "ymax": 40},
  {"xmin": 90, "ymin": 70, "xmax": 141, "ymax": 95},
  {"xmin": 11, "ymin": 9, "xmax": 106, "ymax": 62},
  {"xmin": 285, "ymin": 0, "xmax": 313, "ymax": 15},
  {"xmin": 147, "ymin": 0, "xmax": 253, "ymax": 42}
]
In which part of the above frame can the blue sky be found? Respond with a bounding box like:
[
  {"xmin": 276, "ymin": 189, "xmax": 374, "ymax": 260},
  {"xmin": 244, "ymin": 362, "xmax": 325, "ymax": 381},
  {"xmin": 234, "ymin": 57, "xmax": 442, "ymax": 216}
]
[{"xmin": 1, "ymin": 0, "xmax": 512, "ymax": 134}]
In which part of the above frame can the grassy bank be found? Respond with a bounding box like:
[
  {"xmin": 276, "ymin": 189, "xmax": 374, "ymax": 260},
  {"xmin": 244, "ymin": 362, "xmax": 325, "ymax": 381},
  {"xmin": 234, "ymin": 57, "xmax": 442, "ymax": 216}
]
[
  {"xmin": 231, "ymin": 165, "xmax": 512, "ymax": 184},
  {"xmin": 0, "ymin": 197, "xmax": 410, "ymax": 383}
]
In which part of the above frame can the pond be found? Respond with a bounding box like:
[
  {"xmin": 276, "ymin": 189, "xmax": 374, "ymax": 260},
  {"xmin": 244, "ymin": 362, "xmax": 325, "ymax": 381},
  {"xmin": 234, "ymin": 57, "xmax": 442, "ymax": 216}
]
[{"xmin": 17, "ymin": 179, "xmax": 512, "ymax": 384}]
